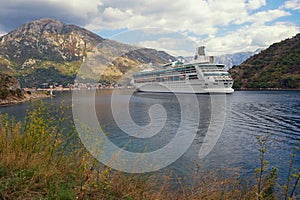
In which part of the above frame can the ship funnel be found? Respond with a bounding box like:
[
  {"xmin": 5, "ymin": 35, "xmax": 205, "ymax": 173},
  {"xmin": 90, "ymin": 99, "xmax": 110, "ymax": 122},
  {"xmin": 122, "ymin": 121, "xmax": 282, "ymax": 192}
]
[
  {"xmin": 197, "ymin": 46, "xmax": 205, "ymax": 56},
  {"xmin": 193, "ymin": 46, "xmax": 214, "ymax": 63}
]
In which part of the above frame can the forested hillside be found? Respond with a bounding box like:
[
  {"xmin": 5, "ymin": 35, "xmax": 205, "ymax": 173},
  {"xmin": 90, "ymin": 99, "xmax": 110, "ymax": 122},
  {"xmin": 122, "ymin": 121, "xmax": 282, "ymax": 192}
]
[{"xmin": 230, "ymin": 33, "xmax": 300, "ymax": 89}]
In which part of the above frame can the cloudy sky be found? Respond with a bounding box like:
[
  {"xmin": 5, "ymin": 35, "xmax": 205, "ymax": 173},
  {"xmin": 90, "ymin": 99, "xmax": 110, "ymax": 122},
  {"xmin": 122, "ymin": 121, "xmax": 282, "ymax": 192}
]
[{"xmin": 0, "ymin": 0, "xmax": 299, "ymax": 56}]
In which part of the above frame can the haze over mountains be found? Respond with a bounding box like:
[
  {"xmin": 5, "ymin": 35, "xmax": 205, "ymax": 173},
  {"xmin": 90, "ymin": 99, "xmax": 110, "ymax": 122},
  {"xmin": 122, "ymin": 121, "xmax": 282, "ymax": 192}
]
[{"xmin": 214, "ymin": 49, "xmax": 262, "ymax": 70}]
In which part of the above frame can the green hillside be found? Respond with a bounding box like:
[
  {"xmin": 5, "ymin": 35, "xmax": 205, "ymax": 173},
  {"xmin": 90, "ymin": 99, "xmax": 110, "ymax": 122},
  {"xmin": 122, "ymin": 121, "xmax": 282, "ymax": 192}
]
[{"xmin": 230, "ymin": 33, "xmax": 300, "ymax": 89}]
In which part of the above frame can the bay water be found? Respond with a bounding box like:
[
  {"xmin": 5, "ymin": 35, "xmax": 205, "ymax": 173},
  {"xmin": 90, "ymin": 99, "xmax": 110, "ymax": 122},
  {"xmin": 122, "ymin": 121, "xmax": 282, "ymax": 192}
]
[{"xmin": 1, "ymin": 90, "xmax": 299, "ymax": 185}]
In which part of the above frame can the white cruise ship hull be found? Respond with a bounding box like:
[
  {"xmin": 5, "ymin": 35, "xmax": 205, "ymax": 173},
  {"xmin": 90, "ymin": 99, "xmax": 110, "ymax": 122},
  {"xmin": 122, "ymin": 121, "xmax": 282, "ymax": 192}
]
[{"xmin": 133, "ymin": 81, "xmax": 234, "ymax": 94}]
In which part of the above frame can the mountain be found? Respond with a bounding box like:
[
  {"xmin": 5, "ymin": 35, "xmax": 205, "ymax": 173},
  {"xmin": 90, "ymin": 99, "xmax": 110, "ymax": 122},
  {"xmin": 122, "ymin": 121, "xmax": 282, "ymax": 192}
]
[
  {"xmin": 183, "ymin": 49, "xmax": 262, "ymax": 69},
  {"xmin": 0, "ymin": 18, "xmax": 104, "ymax": 64},
  {"xmin": 0, "ymin": 18, "xmax": 175, "ymax": 87},
  {"xmin": 229, "ymin": 34, "xmax": 300, "ymax": 89},
  {"xmin": 214, "ymin": 49, "xmax": 262, "ymax": 69}
]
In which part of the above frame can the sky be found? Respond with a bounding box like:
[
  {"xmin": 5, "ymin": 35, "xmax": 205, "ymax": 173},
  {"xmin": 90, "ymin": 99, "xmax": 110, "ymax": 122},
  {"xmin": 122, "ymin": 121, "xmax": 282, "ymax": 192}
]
[{"xmin": 0, "ymin": 0, "xmax": 299, "ymax": 56}]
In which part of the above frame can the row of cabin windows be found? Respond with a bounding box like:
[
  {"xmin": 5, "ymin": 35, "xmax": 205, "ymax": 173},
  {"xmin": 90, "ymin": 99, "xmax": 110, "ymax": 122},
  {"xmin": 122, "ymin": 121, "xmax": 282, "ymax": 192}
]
[
  {"xmin": 203, "ymin": 72, "xmax": 230, "ymax": 76},
  {"xmin": 134, "ymin": 67, "xmax": 197, "ymax": 78},
  {"xmin": 134, "ymin": 74, "xmax": 199, "ymax": 83},
  {"xmin": 201, "ymin": 69, "xmax": 226, "ymax": 72}
]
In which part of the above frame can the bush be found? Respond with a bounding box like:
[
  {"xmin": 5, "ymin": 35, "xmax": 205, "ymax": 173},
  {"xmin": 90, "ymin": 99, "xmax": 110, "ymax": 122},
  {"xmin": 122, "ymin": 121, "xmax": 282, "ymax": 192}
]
[{"xmin": 0, "ymin": 89, "xmax": 9, "ymax": 99}]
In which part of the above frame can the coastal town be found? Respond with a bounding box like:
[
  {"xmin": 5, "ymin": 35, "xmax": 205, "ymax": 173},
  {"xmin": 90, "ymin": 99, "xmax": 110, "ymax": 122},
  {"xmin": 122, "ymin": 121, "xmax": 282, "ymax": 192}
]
[{"xmin": 22, "ymin": 82, "xmax": 133, "ymax": 93}]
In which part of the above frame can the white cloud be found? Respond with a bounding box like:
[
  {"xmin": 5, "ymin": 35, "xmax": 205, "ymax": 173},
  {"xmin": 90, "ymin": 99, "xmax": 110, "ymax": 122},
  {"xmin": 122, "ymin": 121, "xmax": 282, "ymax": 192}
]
[
  {"xmin": 235, "ymin": 9, "xmax": 291, "ymax": 24},
  {"xmin": 247, "ymin": 0, "xmax": 266, "ymax": 10},
  {"xmin": 86, "ymin": 0, "xmax": 250, "ymax": 36},
  {"xmin": 86, "ymin": 0, "xmax": 295, "ymax": 44},
  {"xmin": 284, "ymin": 0, "xmax": 300, "ymax": 10},
  {"xmin": 0, "ymin": 0, "xmax": 299, "ymax": 56},
  {"xmin": 251, "ymin": 9, "xmax": 291, "ymax": 23},
  {"xmin": 91, "ymin": 0, "xmax": 299, "ymax": 56},
  {"xmin": 61, "ymin": 0, "xmax": 101, "ymax": 17},
  {"xmin": 203, "ymin": 22, "xmax": 300, "ymax": 56},
  {"xmin": 95, "ymin": 0, "xmax": 298, "ymax": 56},
  {"xmin": 138, "ymin": 37, "xmax": 197, "ymax": 57},
  {"xmin": 0, "ymin": 0, "xmax": 103, "ymax": 32},
  {"xmin": 110, "ymin": 20, "xmax": 299, "ymax": 57}
]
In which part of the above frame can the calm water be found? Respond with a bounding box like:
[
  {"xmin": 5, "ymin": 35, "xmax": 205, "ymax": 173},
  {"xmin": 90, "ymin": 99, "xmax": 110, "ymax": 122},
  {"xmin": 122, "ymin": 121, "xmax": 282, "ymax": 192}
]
[{"xmin": 1, "ymin": 90, "xmax": 300, "ymax": 183}]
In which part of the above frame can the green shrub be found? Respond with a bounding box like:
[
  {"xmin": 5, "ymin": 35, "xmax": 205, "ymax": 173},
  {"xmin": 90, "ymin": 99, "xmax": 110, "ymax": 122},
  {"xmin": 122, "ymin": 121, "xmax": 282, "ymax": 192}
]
[{"xmin": 0, "ymin": 89, "xmax": 9, "ymax": 99}]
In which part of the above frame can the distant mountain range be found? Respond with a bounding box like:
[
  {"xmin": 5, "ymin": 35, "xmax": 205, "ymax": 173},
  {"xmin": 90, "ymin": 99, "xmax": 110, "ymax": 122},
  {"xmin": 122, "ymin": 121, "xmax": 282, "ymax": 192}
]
[
  {"xmin": 0, "ymin": 18, "xmax": 174, "ymax": 87},
  {"xmin": 184, "ymin": 49, "xmax": 261, "ymax": 70},
  {"xmin": 214, "ymin": 49, "xmax": 262, "ymax": 70},
  {"xmin": 230, "ymin": 33, "xmax": 300, "ymax": 89}
]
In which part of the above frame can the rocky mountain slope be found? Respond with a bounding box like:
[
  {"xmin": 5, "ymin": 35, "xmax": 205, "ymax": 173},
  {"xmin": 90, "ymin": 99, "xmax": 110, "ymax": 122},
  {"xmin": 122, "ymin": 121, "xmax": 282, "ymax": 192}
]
[
  {"xmin": 0, "ymin": 18, "xmax": 175, "ymax": 87},
  {"xmin": 230, "ymin": 33, "xmax": 300, "ymax": 89},
  {"xmin": 0, "ymin": 18, "xmax": 103, "ymax": 64}
]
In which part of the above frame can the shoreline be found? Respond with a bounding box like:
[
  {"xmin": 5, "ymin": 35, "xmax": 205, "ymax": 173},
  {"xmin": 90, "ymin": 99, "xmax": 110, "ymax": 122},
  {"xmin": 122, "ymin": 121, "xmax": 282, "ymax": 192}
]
[
  {"xmin": 0, "ymin": 91, "xmax": 51, "ymax": 106},
  {"xmin": 1, "ymin": 87, "xmax": 299, "ymax": 106},
  {"xmin": 234, "ymin": 88, "xmax": 300, "ymax": 91}
]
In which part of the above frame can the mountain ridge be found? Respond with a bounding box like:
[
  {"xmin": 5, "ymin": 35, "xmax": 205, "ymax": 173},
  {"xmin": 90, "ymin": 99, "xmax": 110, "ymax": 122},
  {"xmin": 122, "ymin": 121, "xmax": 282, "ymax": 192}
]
[
  {"xmin": 0, "ymin": 18, "xmax": 104, "ymax": 64},
  {"xmin": 0, "ymin": 18, "xmax": 175, "ymax": 87}
]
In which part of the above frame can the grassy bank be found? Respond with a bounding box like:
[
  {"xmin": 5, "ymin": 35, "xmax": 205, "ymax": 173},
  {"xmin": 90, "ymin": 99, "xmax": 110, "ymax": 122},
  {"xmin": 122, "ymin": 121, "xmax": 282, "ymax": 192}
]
[{"xmin": 0, "ymin": 101, "xmax": 299, "ymax": 199}]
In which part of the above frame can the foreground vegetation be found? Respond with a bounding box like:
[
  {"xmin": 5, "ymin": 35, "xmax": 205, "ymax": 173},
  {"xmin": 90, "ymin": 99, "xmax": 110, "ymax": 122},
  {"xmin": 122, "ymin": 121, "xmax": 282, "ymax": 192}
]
[{"xmin": 0, "ymin": 101, "xmax": 299, "ymax": 199}]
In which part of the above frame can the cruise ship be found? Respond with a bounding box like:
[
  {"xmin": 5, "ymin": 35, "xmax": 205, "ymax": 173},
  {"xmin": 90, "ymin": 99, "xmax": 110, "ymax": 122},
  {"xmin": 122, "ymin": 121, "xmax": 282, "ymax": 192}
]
[{"xmin": 131, "ymin": 47, "xmax": 234, "ymax": 94}]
